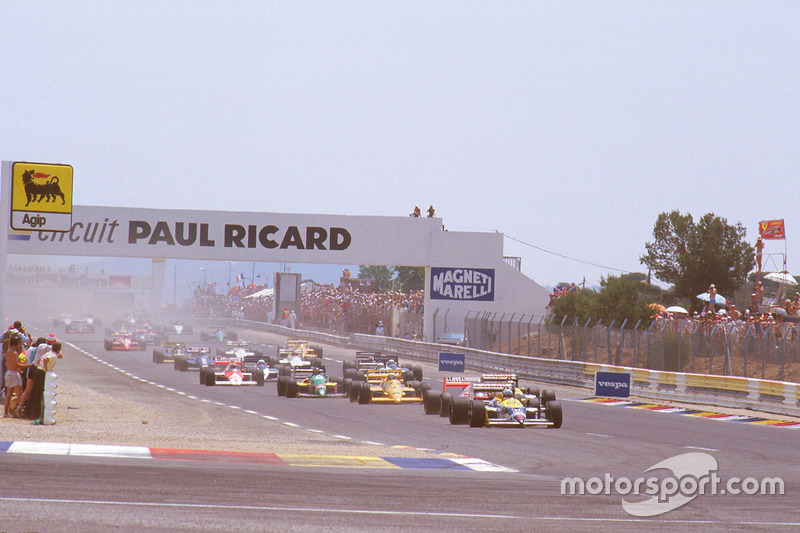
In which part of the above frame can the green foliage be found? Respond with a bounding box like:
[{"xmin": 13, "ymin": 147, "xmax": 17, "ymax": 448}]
[
  {"xmin": 640, "ymin": 211, "xmax": 754, "ymax": 300},
  {"xmin": 549, "ymin": 275, "xmax": 651, "ymax": 327},
  {"xmin": 393, "ymin": 266, "xmax": 425, "ymax": 292},
  {"xmin": 357, "ymin": 265, "xmax": 395, "ymax": 292}
]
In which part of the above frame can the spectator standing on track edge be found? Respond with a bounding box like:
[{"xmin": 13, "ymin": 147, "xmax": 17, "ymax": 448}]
[{"xmin": 4, "ymin": 335, "xmax": 23, "ymax": 418}]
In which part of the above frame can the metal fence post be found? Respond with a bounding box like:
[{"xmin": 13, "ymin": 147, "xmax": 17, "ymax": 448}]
[
  {"xmin": 633, "ymin": 319, "xmax": 642, "ymax": 368},
  {"xmin": 583, "ymin": 318, "xmax": 592, "ymax": 360},
  {"xmin": 517, "ymin": 314, "xmax": 524, "ymax": 356},
  {"xmin": 607, "ymin": 319, "xmax": 616, "ymax": 364},
  {"xmin": 677, "ymin": 320, "xmax": 687, "ymax": 373},
  {"xmin": 559, "ymin": 315, "xmax": 568, "ymax": 359},
  {"xmin": 743, "ymin": 324, "xmax": 753, "ymax": 377},
  {"xmin": 709, "ymin": 324, "xmax": 719, "ymax": 374},
  {"xmin": 594, "ymin": 319, "xmax": 602, "ymax": 363},
  {"xmin": 527, "ymin": 315, "xmax": 534, "ymax": 357},
  {"xmin": 507, "ymin": 313, "xmax": 516, "ymax": 355},
  {"xmin": 780, "ymin": 331, "xmax": 787, "ymax": 381},
  {"xmin": 646, "ymin": 321, "xmax": 655, "ymax": 369},
  {"xmin": 691, "ymin": 322, "xmax": 701, "ymax": 373},
  {"xmin": 618, "ymin": 319, "xmax": 628, "ymax": 366},
  {"xmin": 432, "ymin": 309, "xmax": 439, "ymax": 344},
  {"xmin": 537, "ymin": 316, "xmax": 544, "ymax": 357},
  {"xmin": 490, "ymin": 312, "xmax": 499, "ymax": 352}
]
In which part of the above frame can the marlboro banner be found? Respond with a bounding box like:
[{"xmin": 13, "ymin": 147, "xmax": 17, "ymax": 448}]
[{"xmin": 759, "ymin": 219, "xmax": 785, "ymax": 240}]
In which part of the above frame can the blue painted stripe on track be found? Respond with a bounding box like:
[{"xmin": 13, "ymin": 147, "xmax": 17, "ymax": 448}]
[
  {"xmin": 0, "ymin": 441, "xmax": 506, "ymax": 471},
  {"xmin": 382, "ymin": 457, "xmax": 470, "ymax": 470}
]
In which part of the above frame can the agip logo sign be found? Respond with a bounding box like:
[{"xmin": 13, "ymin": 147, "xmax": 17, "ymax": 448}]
[{"xmin": 11, "ymin": 162, "xmax": 73, "ymax": 232}]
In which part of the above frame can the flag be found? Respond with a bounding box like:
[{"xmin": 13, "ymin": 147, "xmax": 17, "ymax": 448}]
[
  {"xmin": 552, "ymin": 286, "xmax": 569, "ymax": 298},
  {"xmin": 759, "ymin": 219, "xmax": 785, "ymax": 240}
]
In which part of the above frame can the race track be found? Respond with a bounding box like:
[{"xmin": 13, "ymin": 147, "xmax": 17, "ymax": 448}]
[{"xmin": 2, "ymin": 323, "xmax": 798, "ymax": 532}]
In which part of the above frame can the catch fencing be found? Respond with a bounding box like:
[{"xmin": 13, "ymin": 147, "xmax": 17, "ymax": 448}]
[{"xmin": 461, "ymin": 314, "xmax": 799, "ymax": 384}]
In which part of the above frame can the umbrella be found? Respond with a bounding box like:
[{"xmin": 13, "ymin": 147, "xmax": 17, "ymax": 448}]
[
  {"xmin": 764, "ymin": 272, "xmax": 798, "ymax": 286},
  {"xmin": 696, "ymin": 292, "xmax": 727, "ymax": 306},
  {"xmin": 770, "ymin": 306, "xmax": 789, "ymax": 317},
  {"xmin": 665, "ymin": 305, "xmax": 688, "ymax": 314}
]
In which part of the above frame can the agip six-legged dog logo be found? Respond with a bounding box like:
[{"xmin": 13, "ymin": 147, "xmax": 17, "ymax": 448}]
[{"xmin": 21, "ymin": 168, "xmax": 67, "ymax": 206}]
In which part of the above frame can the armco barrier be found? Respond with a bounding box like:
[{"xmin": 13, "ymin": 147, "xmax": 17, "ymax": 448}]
[{"xmin": 200, "ymin": 318, "xmax": 800, "ymax": 418}]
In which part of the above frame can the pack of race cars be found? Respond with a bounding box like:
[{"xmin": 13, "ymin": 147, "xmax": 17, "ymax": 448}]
[{"xmin": 100, "ymin": 321, "xmax": 564, "ymax": 429}]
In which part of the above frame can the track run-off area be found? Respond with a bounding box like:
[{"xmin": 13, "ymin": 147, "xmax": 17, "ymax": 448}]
[{"xmin": 1, "ymin": 323, "xmax": 798, "ymax": 532}]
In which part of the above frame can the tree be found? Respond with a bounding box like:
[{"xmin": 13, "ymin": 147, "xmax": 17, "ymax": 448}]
[
  {"xmin": 393, "ymin": 266, "xmax": 425, "ymax": 292},
  {"xmin": 550, "ymin": 275, "xmax": 651, "ymax": 325},
  {"xmin": 640, "ymin": 211, "xmax": 754, "ymax": 300},
  {"xmin": 357, "ymin": 265, "xmax": 394, "ymax": 292}
]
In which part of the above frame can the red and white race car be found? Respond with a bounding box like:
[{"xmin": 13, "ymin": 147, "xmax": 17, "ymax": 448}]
[
  {"xmin": 199, "ymin": 357, "xmax": 262, "ymax": 386},
  {"xmin": 104, "ymin": 332, "xmax": 145, "ymax": 351}
]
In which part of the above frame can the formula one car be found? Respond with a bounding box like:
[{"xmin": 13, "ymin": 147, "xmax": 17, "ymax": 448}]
[
  {"xmin": 199, "ymin": 357, "xmax": 262, "ymax": 386},
  {"xmin": 217, "ymin": 341, "xmax": 263, "ymax": 363},
  {"xmin": 173, "ymin": 346, "xmax": 213, "ymax": 372},
  {"xmin": 269, "ymin": 339, "xmax": 323, "ymax": 367},
  {"xmin": 152, "ymin": 342, "xmax": 187, "ymax": 364},
  {"xmin": 200, "ymin": 325, "xmax": 237, "ymax": 342},
  {"xmin": 348, "ymin": 370, "xmax": 428, "ymax": 404},
  {"xmin": 277, "ymin": 364, "xmax": 343, "ymax": 398},
  {"xmin": 468, "ymin": 389, "xmax": 562, "ymax": 429},
  {"xmin": 342, "ymin": 351, "xmax": 423, "ymax": 383},
  {"xmin": 443, "ymin": 378, "xmax": 562, "ymax": 428},
  {"xmin": 64, "ymin": 317, "xmax": 96, "ymax": 333},
  {"xmin": 157, "ymin": 321, "xmax": 193, "ymax": 342},
  {"xmin": 104, "ymin": 332, "xmax": 145, "ymax": 351},
  {"xmin": 423, "ymin": 373, "xmax": 521, "ymax": 417}
]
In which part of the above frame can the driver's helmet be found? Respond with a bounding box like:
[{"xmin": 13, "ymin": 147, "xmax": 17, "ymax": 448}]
[
  {"xmin": 502, "ymin": 387, "xmax": 513, "ymax": 398},
  {"xmin": 387, "ymin": 360, "xmax": 399, "ymax": 369}
]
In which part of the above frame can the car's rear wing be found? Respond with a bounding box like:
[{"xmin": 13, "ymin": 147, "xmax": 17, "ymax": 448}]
[
  {"xmin": 442, "ymin": 376, "xmax": 482, "ymax": 393},
  {"xmin": 187, "ymin": 347, "xmax": 211, "ymax": 355}
]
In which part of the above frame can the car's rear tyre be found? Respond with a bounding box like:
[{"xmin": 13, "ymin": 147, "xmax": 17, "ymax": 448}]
[
  {"xmin": 277, "ymin": 376, "xmax": 288, "ymax": 396},
  {"xmin": 469, "ymin": 401, "xmax": 486, "ymax": 427},
  {"xmin": 174, "ymin": 359, "xmax": 180, "ymax": 371},
  {"xmin": 450, "ymin": 398, "xmax": 470, "ymax": 425},
  {"xmin": 206, "ymin": 371, "xmax": 216, "ymax": 386},
  {"xmin": 439, "ymin": 392, "xmax": 453, "ymax": 417},
  {"xmin": 104, "ymin": 340, "xmax": 112, "ymax": 351},
  {"xmin": 349, "ymin": 382, "xmax": 361, "ymax": 403},
  {"xmin": 342, "ymin": 378, "xmax": 353, "ymax": 395},
  {"xmin": 199, "ymin": 368, "xmax": 207, "ymax": 385},
  {"xmin": 542, "ymin": 389, "xmax": 556, "ymax": 404},
  {"xmin": 358, "ymin": 383, "xmax": 372, "ymax": 404},
  {"xmin": 547, "ymin": 400, "xmax": 563, "ymax": 428},
  {"xmin": 153, "ymin": 350, "xmax": 163, "ymax": 364},
  {"xmin": 403, "ymin": 370, "xmax": 414, "ymax": 383},
  {"xmin": 179, "ymin": 359, "xmax": 188, "ymax": 372},
  {"xmin": 527, "ymin": 397, "xmax": 541, "ymax": 409},
  {"xmin": 413, "ymin": 365, "xmax": 423, "ymax": 381},
  {"xmin": 256, "ymin": 370, "xmax": 265, "ymax": 386},
  {"xmin": 424, "ymin": 390, "xmax": 441, "ymax": 415},
  {"xmin": 286, "ymin": 379, "xmax": 298, "ymax": 398}
]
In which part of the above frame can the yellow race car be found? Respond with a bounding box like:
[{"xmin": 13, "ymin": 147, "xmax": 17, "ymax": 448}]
[{"xmin": 348, "ymin": 371, "xmax": 429, "ymax": 404}]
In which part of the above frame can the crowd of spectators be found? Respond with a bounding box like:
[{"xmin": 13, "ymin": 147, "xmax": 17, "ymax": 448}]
[
  {"xmin": 299, "ymin": 283, "xmax": 424, "ymax": 335},
  {"xmin": 192, "ymin": 282, "xmax": 273, "ymax": 322},
  {"xmin": 190, "ymin": 278, "xmax": 425, "ymax": 337}
]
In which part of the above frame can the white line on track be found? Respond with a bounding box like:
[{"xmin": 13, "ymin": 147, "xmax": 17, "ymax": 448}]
[
  {"xmin": 685, "ymin": 445, "xmax": 720, "ymax": 452},
  {"xmin": 585, "ymin": 432, "xmax": 613, "ymax": 438},
  {"xmin": 5, "ymin": 497, "xmax": 797, "ymax": 525}
]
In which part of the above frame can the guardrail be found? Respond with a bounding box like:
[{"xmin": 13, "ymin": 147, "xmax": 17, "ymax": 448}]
[{"xmin": 199, "ymin": 318, "xmax": 800, "ymax": 418}]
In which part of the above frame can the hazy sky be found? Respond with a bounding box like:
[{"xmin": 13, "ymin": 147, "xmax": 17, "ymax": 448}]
[{"xmin": 3, "ymin": 2, "xmax": 799, "ymax": 290}]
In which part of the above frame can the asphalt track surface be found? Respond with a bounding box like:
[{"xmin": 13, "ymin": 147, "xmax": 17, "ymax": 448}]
[{"xmin": 2, "ymin": 324, "xmax": 799, "ymax": 532}]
